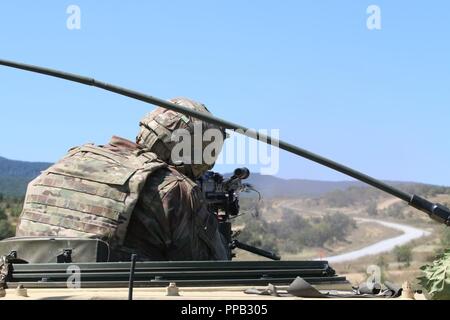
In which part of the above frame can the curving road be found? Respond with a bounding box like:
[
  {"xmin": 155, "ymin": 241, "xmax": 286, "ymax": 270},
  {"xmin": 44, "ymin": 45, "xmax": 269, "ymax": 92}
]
[{"xmin": 320, "ymin": 218, "xmax": 431, "ymax": 263}]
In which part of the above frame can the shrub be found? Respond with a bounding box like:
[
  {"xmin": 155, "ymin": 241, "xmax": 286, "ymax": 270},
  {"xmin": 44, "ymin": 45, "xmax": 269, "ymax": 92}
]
[
  {"xmin": 394, "ymin": 245, "xmax": 412, "ymax": 266},
  {"xmin": 0, "ymin": 220, "xmax": 14, "ymax": 239}
]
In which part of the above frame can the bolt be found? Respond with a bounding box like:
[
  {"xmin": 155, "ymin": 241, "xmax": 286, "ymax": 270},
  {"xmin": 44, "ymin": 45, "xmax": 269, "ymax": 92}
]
[
  {"xmin": 166, "ymin": 282, "xmax": 180, "ymax": 296},
  {"xmin": 15, "ymin": 284, "xmax": 28, "ymax": 298}
]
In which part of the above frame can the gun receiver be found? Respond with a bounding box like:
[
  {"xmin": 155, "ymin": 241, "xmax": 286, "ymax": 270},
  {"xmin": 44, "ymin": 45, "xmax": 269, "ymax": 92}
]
[
  {"xmin": 197, "ymin": 167, "xmax": 249, "ymax": 217},
  {"xmin": 198, "ymin": 167, "xmax": 279, "ymax": 260}
]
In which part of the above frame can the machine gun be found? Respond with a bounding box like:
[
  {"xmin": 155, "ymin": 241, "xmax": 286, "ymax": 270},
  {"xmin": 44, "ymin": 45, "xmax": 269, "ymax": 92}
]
[{"xmin": 197, "ymin": 167, "xmax": 281, "ymax": 260}]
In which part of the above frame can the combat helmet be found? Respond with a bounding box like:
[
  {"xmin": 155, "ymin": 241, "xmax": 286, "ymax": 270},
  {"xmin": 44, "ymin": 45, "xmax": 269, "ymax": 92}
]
[{"xmin": 136, "ymin": 97, "xmax": 225, "ymax": 178}]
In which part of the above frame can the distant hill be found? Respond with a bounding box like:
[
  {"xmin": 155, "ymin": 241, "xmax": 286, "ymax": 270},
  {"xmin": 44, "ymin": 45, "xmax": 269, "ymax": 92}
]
[
  {"xmin": 0, "ymin": 156, "xmax": 51, "ymax": 177},
  {"xmin": 0, "ymin": 156, "xmax": 51, "ymax": 197},
  {"xmin": 0, "ymin": 155, "xmax": 446, "ymax": 199},
  {"xmin": 244, "ymin": 173, "xmax": 365, "ymax": 198}
]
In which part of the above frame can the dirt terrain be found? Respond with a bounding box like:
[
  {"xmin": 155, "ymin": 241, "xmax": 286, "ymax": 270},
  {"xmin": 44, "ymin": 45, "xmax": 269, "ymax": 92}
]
[{"xmin": 236, "ymin": 191, "xmax": 450, "ymax": 288}]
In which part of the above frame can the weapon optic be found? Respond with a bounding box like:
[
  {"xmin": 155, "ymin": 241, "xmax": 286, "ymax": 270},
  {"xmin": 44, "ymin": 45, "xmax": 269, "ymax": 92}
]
[{"xmin": 0, "ymin": 59, "xmax": 449, "ymax": 226}]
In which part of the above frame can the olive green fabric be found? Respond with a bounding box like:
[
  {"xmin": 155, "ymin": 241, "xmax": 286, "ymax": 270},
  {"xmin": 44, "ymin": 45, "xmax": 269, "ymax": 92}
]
[{"xmin": 0, "ymin": 237, "xmax": 110, "ymax": 263}]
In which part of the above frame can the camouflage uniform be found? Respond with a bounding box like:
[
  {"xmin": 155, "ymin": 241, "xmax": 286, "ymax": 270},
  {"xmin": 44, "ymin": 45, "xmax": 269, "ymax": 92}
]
[
  {"xmin": 104, "ymin": 136, "xmax": 227, "ymax": 261},
  {"xmin": 16, "ymin": 97, "xmax": 228, "ymax": 261},
  {"xmin": 124, "ymin": 162, "xmax": 227, "ymax": 261}
]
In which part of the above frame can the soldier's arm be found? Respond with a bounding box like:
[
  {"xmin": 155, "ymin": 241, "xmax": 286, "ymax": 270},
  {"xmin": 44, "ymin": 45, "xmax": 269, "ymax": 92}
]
[
  {"xmin": 153, "ymin": 169, "xmax": 227, "ymax": 260},
  {"xmin": 186, "ymin": 186, "xmax": 228, "ymax": 260},
  {"xmin": 127, "ymin": 167, "xmax": 227, "ymax": 260}
]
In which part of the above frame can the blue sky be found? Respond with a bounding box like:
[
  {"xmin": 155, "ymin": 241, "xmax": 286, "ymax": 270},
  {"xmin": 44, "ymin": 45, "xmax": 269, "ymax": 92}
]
[{"xmin": 0, "ymin": 1, "xmax": 449, "ymax": 185}]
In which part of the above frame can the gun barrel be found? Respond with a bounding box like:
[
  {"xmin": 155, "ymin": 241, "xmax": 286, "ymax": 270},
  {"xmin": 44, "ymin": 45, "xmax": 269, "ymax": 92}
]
[
  {"xmin": 232, "ymin": 240, "xmax": 281, "ymax": 260},
  {"xmin": 1, "ymin": 59, "xmax": 449, "ymax": 225}
]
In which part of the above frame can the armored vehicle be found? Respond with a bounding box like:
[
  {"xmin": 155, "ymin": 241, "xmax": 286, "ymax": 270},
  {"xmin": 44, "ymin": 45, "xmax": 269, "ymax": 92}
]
[{"xmin": 0, "ymin": 59, "xmax": 448, "ymax": 300}]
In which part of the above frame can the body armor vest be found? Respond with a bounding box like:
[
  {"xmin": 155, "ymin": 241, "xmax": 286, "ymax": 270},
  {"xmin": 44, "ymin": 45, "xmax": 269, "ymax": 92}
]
[{"xmin": 16, "ymin": 143, "xmax": 166, "ymax": 250}]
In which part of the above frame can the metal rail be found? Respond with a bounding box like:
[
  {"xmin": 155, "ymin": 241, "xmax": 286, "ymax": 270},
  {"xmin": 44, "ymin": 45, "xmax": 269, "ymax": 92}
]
[
  {"xmin": 11, "ymin": 260, "xmax": 332, "ymax": 272},
  {"xmin": 7, "ymin": 277, "xmax": 348, "ymax": 289},
  {"xmin": 6, "ymin": 260, "xmax": 343, "ymax": 288}
]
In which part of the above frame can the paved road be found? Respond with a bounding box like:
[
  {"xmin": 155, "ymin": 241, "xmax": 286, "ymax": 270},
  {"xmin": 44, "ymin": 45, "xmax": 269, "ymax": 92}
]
[{"xmin": 321, "ymin": 218, "xmax": 431, "ymax": 263}]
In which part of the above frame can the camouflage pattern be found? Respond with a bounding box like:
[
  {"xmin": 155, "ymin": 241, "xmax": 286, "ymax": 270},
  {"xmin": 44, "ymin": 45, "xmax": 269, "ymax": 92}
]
[
  {"xmin": 137, "ymin": 97, "xmax": 225, "ymax": 179},
  {"xmin": 16, "ymin": 137, "xmax": 167, "ymax": 251},
  {"xmin": 16, "ymin": 136, "xmax": 227, "ymax": 261},
  {"xmin": 123, "ymin": 166, "xmax": 228, "ymax": 261}
]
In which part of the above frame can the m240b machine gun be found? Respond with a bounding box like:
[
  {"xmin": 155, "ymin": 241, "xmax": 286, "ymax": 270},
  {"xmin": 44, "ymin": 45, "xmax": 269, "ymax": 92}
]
[{"xmin": 198, "ymin": 168, "xmax": 281, "ymax": 260}]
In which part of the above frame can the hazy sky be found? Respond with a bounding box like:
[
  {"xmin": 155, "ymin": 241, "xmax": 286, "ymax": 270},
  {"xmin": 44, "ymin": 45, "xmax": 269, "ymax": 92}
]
[{"xmin": 0, "ymin": 1, "xmax": 449, "ymax": 185}]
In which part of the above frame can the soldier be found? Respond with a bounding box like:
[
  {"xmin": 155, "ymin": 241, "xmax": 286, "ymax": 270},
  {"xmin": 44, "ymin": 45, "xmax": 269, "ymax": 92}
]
[{"xmin": 16, "ymin": 97, "xmax": 228, "ymax": 261}]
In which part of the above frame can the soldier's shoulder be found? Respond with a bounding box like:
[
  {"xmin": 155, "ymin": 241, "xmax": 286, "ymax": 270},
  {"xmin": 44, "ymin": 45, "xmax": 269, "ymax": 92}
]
[{"xmin": 145, "ymin": 166, "xmax": 198, "ymax": 194}]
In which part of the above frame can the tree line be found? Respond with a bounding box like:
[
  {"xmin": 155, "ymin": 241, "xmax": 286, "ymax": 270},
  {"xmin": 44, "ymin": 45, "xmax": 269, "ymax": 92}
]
[
  {"xmin": 0, "ymin": 193, "xmax": 23, "ymax": 239},
  {"xmin": 236, "ymin": 210, "xmax": 357, "ymax": 255}
]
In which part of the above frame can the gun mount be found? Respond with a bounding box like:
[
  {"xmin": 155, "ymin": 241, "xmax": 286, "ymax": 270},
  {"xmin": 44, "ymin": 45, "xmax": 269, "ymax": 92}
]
[{"xmin": 198, "ymin": 167, "xmax": 280, "ymax": 260}]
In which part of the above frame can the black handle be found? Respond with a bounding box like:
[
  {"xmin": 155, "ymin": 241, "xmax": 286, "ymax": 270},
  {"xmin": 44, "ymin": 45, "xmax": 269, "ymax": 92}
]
[{"xmin": 232, "ymin": 240, "xmax": 281, "ymax": 260}]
